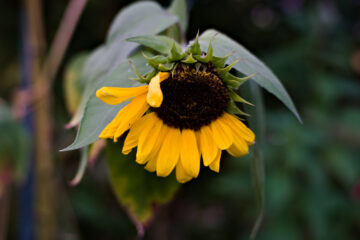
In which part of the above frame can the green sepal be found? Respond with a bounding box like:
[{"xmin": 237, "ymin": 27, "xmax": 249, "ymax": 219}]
[
  {"xmin": 217, "ymin": 59, "xmax": 240, "ymax": 78},
  {"xmin": 211, "ymin": 53, "xmax": 232, "ymax": 68},
  {"xmin": 223, "ymin": 72, "xmax": 255, "ymax": 89},
  {"xmin": 229, "ymin": 89, "xmax": 254, "ymax": 106},
  {"xmin": 158, "ymin": 62, "xmax": 175, "ymax": 71},
  {"xmin": 227, "ymin": 101, "xmax": 250, "ymax": 117},
  {"xmin": 187, "ymin": 31, "xmax": 202, "ymax": 55},
  {"xmin": 181, "ymin": 53, "xmax": 197, "ymax": 64},
  {"xmin": 144, "ymin": 70, "xmax": 157, "ymax": 82},
  {"xmin": 129, "ymin": 69, "xmax": 157, "ymax": 84},
  {"xmin": 126, "ymin": 35, "xmax": 181, "ymax": 55},
  {"xmin": 194, "ymin": 40, "xmax": 213, "ymax": 63},
  {"xmin": 224, "ymin": 79, "xmax": 241, "ymax": 89},
  {"xmin": 142, "ymin": 52, "xmax": 167, "ymax": 68},
  {"xmin": 168, "ymin": 41, "xmax": 186, "ymax": 61},
  {"xmin": 194, "ymin": 62, "xmax": 202, "ymax": 72},
  {"xmin": 129, "ymin": 60, "xmax": 148, "ymax": 82}
]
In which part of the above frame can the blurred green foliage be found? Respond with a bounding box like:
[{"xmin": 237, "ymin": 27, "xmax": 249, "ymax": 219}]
[
  {"xmin": 0, "ymin": 104, "xmax": 29, "ymax": 183},
  {"xmin": 1, "ymin": 0, "xmax": 360, "ymax": 239}
]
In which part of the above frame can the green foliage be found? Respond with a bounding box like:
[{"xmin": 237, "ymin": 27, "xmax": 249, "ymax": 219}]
[
  {"xmin": 0, "ymin": 104, "xmax": 29, "ymax": 181},
  {"xmin": 106, "ymin": 140, "xmax": 180, "ymax": 223}
]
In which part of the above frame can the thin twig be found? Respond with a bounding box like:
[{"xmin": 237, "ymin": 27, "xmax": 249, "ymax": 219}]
[{"xmin": 43, "ymin": 0, "xmax": 87, "ymax": 84}]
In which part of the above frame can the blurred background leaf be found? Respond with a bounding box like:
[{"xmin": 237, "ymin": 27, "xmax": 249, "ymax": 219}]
[
  {"xmin": 0, "ymin": 103, "xmax": 29, "ymax": 182},
  {"xmin": 106, "ymin": 140, "xmax": 180, "ymax": 224}
]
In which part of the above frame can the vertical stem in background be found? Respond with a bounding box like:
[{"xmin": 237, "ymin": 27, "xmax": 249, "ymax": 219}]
[
  {"xmin": 0, "ymin": 173, "xmax": 10, "ymax": 240},
  {"xmin": 24, "ymin": 0, "xmax": 57, "ymax": 238},
  {"xmin": 43, "ymin": 0, "xmax": 87, "ymax": 84},
  {"xmin": 24, "ymin": 0, "xmax": 87, "ymax": 238}
]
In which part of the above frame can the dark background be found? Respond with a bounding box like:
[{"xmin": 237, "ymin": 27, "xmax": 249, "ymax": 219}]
[{"xmin": 1, "ymin": 0, "xmax": 360, "ymax": 239}]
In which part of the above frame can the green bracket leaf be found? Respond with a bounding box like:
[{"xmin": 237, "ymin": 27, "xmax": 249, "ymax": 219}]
[
  {"xmin": 106, "ymin": 140, "xmax": 180, "ymax": 223},
  {"xmin": 199, "ymin": 29, "xmax": 302, "ymax": 123}
]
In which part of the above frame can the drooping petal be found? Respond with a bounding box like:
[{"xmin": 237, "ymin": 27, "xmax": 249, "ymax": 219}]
[
  {"xmin": 122, "ymin": 113, "xmax": 154, "ymax": 154},
  {"xmin": 180, "ymin": 129, "xmax": 200, "ymax": 178},
  {"xmin": 176, "ymin": 162, "xmax": 193, "ymax": 183},
  {"xmin": 144, "ymin": 157, "xmax": 157, "ymax": 172},
  {"xmin": 210, "ymin": 117, "xmax": 234, "ymax": 149},
  {"xmin": 226, "ymin": 139, "xmax": 249, "ymax": 157},
  {"xmin": 156, "ymin": 127, "xmax": 181, "ymax": 177},
  {"xmin": 96, "ymin": 86, "xmax": 148, "ymax": 105},
  {"xmin": 99, "ymin": 93, "xmax": 149, "ymax": 141},
  {"xmin": 113, "ymin": 94, "xmax": 149, "ymax": 140},
  {"xmin": 144, "ymin": 124, "xmax": 169, "ymax": 172},
  {"xmin": 136, "ymin": 116, "xmax": 163, "ymax": 164},
  {"xmin": 223, "ymin": 113, "xmax": 255, "ymax": 144},
  {"xmin": 209, "ymin": 149, "xmax": 222, "ymax": 173},
  {"xmin": 199, "ymin": 126, "xmax": 218, "ymax": 166},
  {"xmin": 146, "ymin": 72, "xmax": 170, "ymax": 107}
]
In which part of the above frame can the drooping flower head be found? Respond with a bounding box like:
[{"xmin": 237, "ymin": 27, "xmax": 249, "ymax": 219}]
[{"xmin": 96, "ymin": 35, "xmax": 255, "ymax": 183}]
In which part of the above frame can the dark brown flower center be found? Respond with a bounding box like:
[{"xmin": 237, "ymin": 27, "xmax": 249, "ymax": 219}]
[{"xmin": 151, "ymin": 63, "xmax": 230, "ymax": 130}]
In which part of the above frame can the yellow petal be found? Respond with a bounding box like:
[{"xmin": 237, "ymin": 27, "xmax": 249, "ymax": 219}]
[
  {"xmin": 199, "ymin": 126, "xmax": 218, "ymax": 166},
  {"xmin": 209, "ymin": 149, "xmax": 222, "ymax": 173},
  {"xmin": 99, "ymin": 110, "xmax": 123, "ymax": 139},
  {"xmin": 144, "ymin": 157, "xmax": 157, "ymax": 172},
  {"xmin": 210, "ymin": 117, "xmax": 234, "ymax": 150},
  {"xmin": 223, "ymin": 113, "xmax": 255, "ymax": 144},
  {"xmin": 226, "ymin": 139, "xmax": 249, "ymax": 157},
  {"xmin": 176, "ymin": 162, "xmax": 193, "ymax": 183},
  {"xmin": 146, "ymin": 72, "xmax": 170, "ymax": 108},
  {"xmin": 99, "ymin": 93, "xmax": 149, "ymax": 141},
  {"xmin": 156, "ymin": 127, "xmax": 181, "ymax": 177},
  {"xmin": 113, "ymin": 93, "xmax": 149, "ymax": 140},
  {"xmin": 144, "ymin": 120, "xmax": 169, "ymax": 171},
  {"xmin": 96, "ymin": 86, "xmax": 148, "ymax": 105},
  {"xmin": 180, "ymin": 129, "xmax": 200, "ymax": 178},
  {"xmin": 122, "ymin": 113, "xmax": 154, "ymax": 154},
  {"xmin": 136, "ymin": 115, "xmax": 162, "ymax": 164}
]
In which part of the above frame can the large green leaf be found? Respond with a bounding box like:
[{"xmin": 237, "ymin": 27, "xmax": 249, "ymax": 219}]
[
  {"xmin": 62, "ymin": 52, "xmax": 151, "ymax": 151},
  {"xmin": 63, "ymin": 53, "xmax": 89, "ymax": 115},
  {"xmin": 67, "ymin": 1, "xmax": 178, "ymax": 128},
  {"xmin": 199, "ymin": 29, "xmax": 302, "ymax": 123},
  {"xmin": 168, "ymin": 0, "xmax": 188, "ymax": 33},
  {"xmin": 106, "ymin": 140, "xmax": 180, "ymax": 223}
]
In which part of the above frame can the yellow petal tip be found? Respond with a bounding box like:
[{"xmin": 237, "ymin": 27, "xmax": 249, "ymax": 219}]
[{"xmin": 146, "ymin": 72, "xmax": 169, "ymax": 108}]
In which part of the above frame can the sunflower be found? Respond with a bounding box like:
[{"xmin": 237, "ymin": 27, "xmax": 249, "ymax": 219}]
[{"xmin": 96, "ymin": 37, "xmax": 255, "ymax": 183}]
